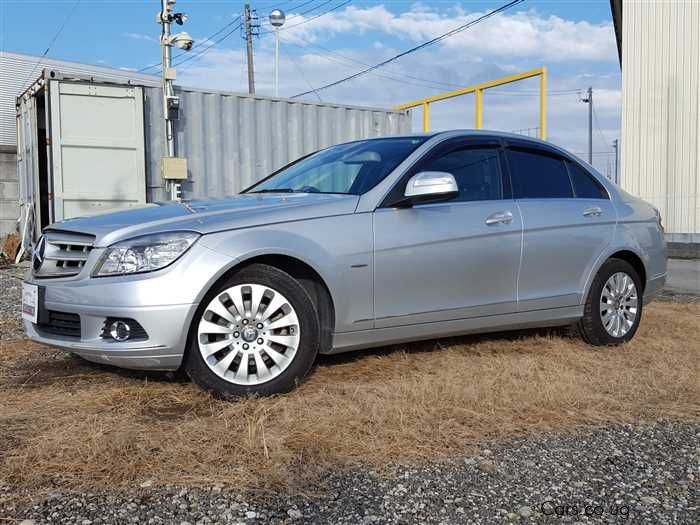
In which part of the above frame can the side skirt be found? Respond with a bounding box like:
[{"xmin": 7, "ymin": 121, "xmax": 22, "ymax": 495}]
[{"xmin": 327, "ymin": 305, "xmax": 584, "ymax": 354}]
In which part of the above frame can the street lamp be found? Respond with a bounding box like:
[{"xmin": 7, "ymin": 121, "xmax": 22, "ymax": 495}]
[{"xmin": 269, "ymin": 8, "xmax": 286, "ymax": 97}]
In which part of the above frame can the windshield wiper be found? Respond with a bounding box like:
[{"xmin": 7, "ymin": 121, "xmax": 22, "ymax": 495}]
[{"xmin": 248, "ymin": 188, "xmax": 296, "ymax": 193}]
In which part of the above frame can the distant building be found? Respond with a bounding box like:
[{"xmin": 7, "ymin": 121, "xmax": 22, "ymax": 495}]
[
  {"xmin": 612, "ymin": 0, "xmax": 700, "ymax": 248},
  {"xmin": 0, "ymin": 51, "xmax": 158, "ymax": 236}
]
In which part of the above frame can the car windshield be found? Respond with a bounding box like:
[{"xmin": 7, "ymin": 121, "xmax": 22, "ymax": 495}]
[{"xmin": 246, "ymin": 137, "xmax": 427, "ymax": 195}]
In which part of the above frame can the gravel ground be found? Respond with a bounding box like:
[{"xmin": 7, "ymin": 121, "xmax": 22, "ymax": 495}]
[
  {"xmin": 0, "ymin": 264, "xmax": 25, "ymax": 341},
  {"xmin": 2, "ymin": 420, "xmax": 698, "ymax": 524}
]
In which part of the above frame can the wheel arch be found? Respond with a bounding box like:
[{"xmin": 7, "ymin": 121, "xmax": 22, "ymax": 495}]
[
  {"xmin": 189, "ymin": 252, "xmax": 336, "ymax": 358},
  {"xmin": 582, "ymin": 247, "xmax": 648, "ymax": 304},
  {"xmin": 608, "ymin": 250, "xmax": 647, "ymax": 291}
]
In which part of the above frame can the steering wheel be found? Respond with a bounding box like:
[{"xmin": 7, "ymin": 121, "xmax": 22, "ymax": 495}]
[{"xmin": 299, "ymin": 185, "xmax": 321, "ymax": 193}]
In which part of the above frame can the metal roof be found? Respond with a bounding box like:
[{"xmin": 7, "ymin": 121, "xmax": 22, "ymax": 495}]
[{"xmin": 0, "ymin": 51, "xmax": 160, "ymax": 147}]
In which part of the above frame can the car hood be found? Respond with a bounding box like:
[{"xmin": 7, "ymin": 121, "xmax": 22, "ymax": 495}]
[{"xmin": 48, "ymin": 193, "xmax": 360, "ymax": 247}]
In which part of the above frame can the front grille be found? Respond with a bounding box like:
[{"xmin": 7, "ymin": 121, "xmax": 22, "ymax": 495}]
[
  {"xmin": 33, "ymin": 230, "xmax": 95, "ymax": 278},
  {"xmin": 36, "ymin": 310, "xmax": 81, "ymax": 338}
]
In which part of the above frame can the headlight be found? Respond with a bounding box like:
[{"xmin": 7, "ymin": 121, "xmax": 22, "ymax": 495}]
[{"xmin": 94, "ymin": 231, "xmax": 200, "ymax": 277}]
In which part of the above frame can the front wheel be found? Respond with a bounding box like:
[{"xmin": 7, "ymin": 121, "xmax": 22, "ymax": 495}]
[
  {"xmin": 577, "ymin": 258, "xmax": 643, "ymax": 346},
  {"xmin": 184, "ymin": 264, "xmax": 320, "ymax": 398}
]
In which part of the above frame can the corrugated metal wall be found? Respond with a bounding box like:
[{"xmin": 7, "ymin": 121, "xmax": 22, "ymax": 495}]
[
  {"xmin": 620, "ymin": 1, "xmax": 700, "ymax": 239},
  {"xmin": 143, "ymin": 86, "xmax": 412, "ymax": 201}
]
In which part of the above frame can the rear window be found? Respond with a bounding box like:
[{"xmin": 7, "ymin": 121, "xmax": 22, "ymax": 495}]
[
  {"xmin": 507, "ymin": 148, "xmax": 573, "ymax": 199},
  {"xmin": 568, "ymin": 162, "xmax": 609, "ymax": 199}
]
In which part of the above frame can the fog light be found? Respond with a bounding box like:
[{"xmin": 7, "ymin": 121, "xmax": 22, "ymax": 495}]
[{"xmin": 110, "ymin": 320, "xmax": 131, "ymax": 342}]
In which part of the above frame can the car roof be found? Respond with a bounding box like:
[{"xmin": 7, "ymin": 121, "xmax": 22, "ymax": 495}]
[{"xmin": 363, "ymin": 130, "xmax": 551, "ymax": 146}]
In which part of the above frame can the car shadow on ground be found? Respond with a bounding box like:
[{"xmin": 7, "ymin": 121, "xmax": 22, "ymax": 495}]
[
  {"xmin": 6, "ymin": 324, "xmax": 571, "ymax": 391},
  {"xmin": 315, "ymin": 325, "xmax": 571, "ymax": 368}
]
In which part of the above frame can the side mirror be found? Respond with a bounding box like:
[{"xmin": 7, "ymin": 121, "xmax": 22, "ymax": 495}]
[{"xmin": 400, "ymin": 171, "xmax": 458, "ymax": 206}]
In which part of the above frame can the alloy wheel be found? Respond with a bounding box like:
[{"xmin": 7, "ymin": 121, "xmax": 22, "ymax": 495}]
[
  {"xmin": 599, "ymin": 271, "xmax": 638, "ymax": 338},
  {"xmin": 197, "ymin": 283, "xmax": 300, "ymax": 385}
]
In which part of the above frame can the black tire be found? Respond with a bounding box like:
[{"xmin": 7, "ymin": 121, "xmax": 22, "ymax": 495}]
[
  {"xmin": 184, "ymin": 264, "xmax": 320, "ymax": 398},
  {"xmin": 577, "ymin": 258, "xmax": 643, "ymax": 346}
]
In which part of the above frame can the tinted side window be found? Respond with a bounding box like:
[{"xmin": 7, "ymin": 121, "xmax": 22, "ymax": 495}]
[
  {"xmin": 568, "ymin": 161, "xmax": 608, "ymax": 199},
  {"xmin": 421, "ymin": 147, "xmax": 502, "ymax": 202},
  {"xmin": 507, "ymin": 148, "xmax": 573, "ymax": 199}
]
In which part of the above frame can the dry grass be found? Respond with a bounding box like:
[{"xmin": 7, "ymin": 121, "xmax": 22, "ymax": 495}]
[{"xmin": 0, "ymin": 302, "xmax": 698, "ymax": 493}]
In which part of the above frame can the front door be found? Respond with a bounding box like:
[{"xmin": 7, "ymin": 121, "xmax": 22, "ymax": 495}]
[{"xmin": 373, "ymin": 140, "xmax": 522, "ymax": 328}]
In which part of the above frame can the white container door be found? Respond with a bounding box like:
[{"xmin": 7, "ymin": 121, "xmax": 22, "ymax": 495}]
[{"xmin": 48, "ymin": 81, "xmax": 147, "ymax": 221}]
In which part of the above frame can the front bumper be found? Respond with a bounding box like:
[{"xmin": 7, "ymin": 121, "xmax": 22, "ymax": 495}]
[
  {"xmin": 23, "ymin": 241, "xmax": 233, "ymax": 371},
  {"xmin": 24, "ymin": 303, "xmax": 194, "ymax": 370}
]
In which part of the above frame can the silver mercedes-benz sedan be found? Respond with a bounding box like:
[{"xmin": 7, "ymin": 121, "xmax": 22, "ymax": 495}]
[{"xmin": 22, "ymin": 131, "xmax": 667, "ymax": 398}]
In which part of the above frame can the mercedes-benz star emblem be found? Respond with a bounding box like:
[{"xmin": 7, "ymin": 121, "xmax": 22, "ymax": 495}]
[{"xmin": 32, "ymin": 235, "xmax": 46, "ymax": 270}]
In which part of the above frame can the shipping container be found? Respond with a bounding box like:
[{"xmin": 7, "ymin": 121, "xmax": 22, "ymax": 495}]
[{"xmin": 15, "ymin": 69, "xmax": 411, "ymax": 252}]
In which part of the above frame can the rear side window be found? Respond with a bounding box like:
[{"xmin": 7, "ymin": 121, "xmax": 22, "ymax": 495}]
[
  {"xmin": 568, "ymin": 162, "xmax": 609, "ymax": 199},
  {"xmin": 420, "ymin": 147, "xmax": 502, "ymax": 202},
  {"xmin": 507, "ymin": 148, "xmax": 573, "ymax": 199}
]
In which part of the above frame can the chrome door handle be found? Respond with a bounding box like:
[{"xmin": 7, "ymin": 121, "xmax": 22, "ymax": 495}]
[
  {"xmin": 583, "ymin": 206, "xmax": 603, "ymax": 217},
  {"xmin": 485, "ymin": 211, "xmax": 513, "ymax": 225}
]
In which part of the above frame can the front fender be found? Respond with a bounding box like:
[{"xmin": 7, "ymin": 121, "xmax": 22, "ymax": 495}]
[{"xmin": 197, "ymin": 214, "xmax": 374, "ymax": 333}]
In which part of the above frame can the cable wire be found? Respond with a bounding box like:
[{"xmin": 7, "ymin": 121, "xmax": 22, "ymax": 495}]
[
  {"xmin": 20, "ymin": 0, "xmax": 81, "ymax": 90},
  {"xmin": 282, "ymin": 47, "xmax": 323, "ymax": 101},
  {"xmin": 266, "ymin": 0, "xmax": 352, "ymax": 34},
  {"xmin": 286, "ymin": 36, "xmax": 463, "ymax": 90},
  {"xmin": 260, "ymin": 0, "xmax": 323, "ymax": 27},
  {"xmin": 137, "ymin": 14, "xmax": 242, "ymax": 73},
  {"xmin": 291, "ymin": 0, "xmax": 524, "ymax": 98},
  {"xmin": 174, "ymin": 20, "xmax": 244, "ymax": 71},
  {"xmin": 592, "ymin": 103, "xmax": 611, "ymax": 148}
]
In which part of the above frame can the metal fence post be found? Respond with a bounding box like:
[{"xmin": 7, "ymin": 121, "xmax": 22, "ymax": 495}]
[{"xmin": 475, "ymin": 89, "xmax": 483, "ymax": 129}]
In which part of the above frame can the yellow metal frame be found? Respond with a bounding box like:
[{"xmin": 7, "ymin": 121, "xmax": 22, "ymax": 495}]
[{"xmin": 394, "ymin": 67, "xmax": 548, "ymax": 140}]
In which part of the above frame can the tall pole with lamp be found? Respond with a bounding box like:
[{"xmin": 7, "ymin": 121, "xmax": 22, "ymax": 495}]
[{"xmin": 269, "ymin": 9, "xmax": 286, "ymax": 97}]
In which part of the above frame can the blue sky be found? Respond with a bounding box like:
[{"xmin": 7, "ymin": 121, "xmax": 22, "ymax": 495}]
[{"xmin": 0, "ymin": 0, "xmax": 621, "ymax": 174}]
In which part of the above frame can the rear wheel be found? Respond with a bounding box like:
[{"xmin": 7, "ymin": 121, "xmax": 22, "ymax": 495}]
[
  {"xmin": 578, "ymin": 258, "xmax": 643, "ymax": 346},
  {"xmin": 184, "ymin": 264, "xmax": 320, "ymax": 398}
]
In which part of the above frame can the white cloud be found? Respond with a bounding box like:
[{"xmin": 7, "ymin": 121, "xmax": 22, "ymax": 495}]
[
  {"xmin": 279, "ymin": 5, "xmax": 617, "ymax": 63},
  {"xmin": 123, "ymin": 32, "xmax": 158, "ymax": 43}
]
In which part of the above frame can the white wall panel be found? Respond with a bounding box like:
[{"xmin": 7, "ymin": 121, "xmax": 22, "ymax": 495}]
[{"xmin": 621, "ymin": 0, "xmax": 700, "ymax": 235}]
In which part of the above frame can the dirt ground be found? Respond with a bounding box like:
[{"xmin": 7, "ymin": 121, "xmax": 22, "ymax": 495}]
[{"xmin": 0, "ymin": 301, "xmax": 698, "ymax": 495}]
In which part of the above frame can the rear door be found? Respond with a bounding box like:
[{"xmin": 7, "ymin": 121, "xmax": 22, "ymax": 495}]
[
  {"xmin": 373, "ymin": 138, "xmax": 522, "ymax": 328},
  {"xmin": 505, "ymin": 141, "xmax": 616, "ymax": 310},
  {"xmin": 48, "ymin": 80, "xmax": 147, "ymax": 221}
]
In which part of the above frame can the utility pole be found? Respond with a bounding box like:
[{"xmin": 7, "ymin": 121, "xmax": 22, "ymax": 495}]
[
  {"xmin": 244, "ymin": 4, "xmax": 257, "ymax": 95},
  {"xmin": 612, "ymin": 139, "xmax": 619, "ymax": 184},
  {"xmin": 581, "ymin": 86, "xmax": 593, "ymax": 165}
]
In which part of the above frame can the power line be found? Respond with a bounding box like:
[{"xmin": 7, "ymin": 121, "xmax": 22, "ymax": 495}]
[
  {"xmin": 591, "ymin": 103, "xmax": 611, "ymax": 148},
  {"xmin": 286, "ymin": 36, "xmax": 463, "ymax": 90},
  {"xmin": 284, "ymin": 35, "xmax": 589, "ymax": 96},
  {"xmin": 282, "ymin": 47, "xmax": 323, "ymax": 102},
  {"xmin": 20, "ymin": 0, "xmax": 81, "ymax": 90},
  {"xmin": 291, "ymin": 0, "xmax": 524, "ymax": 98},
  {"xmin": 260, "ymin": 0, "xmax": 329, "ymax": 28},
  {"xmin": 138, "ymin": 14, "xmax": 242, "ymax": 73},
  {"xmin": 267, "ymin": 0, "xmax": 352, "ymax": 34},
  {"xmin": 175, "ymin": 20, "xmax": 244, "ymax": 71},
  {"xmin": 284, "ymin": 41, "xmax": 459, "ymax": 91}
]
